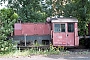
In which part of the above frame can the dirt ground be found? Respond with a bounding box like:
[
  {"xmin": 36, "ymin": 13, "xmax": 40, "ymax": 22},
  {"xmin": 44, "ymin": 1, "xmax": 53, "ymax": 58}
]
[
  {"xmin": 0, "ymin": 53, "xmax": 90, "ymax": 60},
  {"xmin": 0, "ymin": 55, "xmax": 67, "ymax": 60},
  {"xmin": 0, "ymin": 49, "xmax": 90, "ymax": 60}
]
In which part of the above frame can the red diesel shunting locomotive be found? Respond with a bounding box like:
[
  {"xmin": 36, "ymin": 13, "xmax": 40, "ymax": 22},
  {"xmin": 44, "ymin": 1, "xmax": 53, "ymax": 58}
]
[{"xmin": 13, "ymin": 17, "xmax": 79, "ymax": 47}]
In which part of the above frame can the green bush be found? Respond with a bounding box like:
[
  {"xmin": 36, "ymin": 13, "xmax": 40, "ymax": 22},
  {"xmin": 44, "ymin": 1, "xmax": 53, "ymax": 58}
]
[{"xmin": 0, "ymin": 39, "xmax": 14, "ymax": 54}]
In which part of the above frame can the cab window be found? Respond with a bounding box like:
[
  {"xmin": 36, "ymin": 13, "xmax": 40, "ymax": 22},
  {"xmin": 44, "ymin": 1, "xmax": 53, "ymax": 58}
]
[
  {"xmin": 61, "ymin": 24, "xmax": 65, "ymax": 32},
  {"xmin": 68, "ymin": 23, "xmax": 74, "ymax": 32},
  {"xmin": 54, "ymin": 24, "xmax": 65, "ymax": 32},
  {"xmin": 54, "ymin": 24, "xmax": 60, "ymax": 32}
]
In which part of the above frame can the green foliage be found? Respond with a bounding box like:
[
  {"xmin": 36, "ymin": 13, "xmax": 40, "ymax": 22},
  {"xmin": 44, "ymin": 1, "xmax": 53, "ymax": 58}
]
[
  {"xmin": 0, "ymin": 45, "xmax": 65, "ymax": 56},
  {"xmin": 0, "ymin": 1, "xmax": 90, "ymax": 54},
  {"xmin": 63, "ymin": 0, "xmax": 90, "ymax": 35},
  {"xmin": 46, "ymin": 0, "xmax": 90, "ymax": 35},
  {"xmin": 0, "ymin": 8, "xmax": 18, "ymax": 54},
  {"xmin": 1, "ymin": 0, "xmax": 90, "ymax": 35},
  {"xmin": 72, "ymin": 0, "xmax": 90, "ymax": 35},
  {"xmin": 1, "ymin": 0, "xmax": 48, "ymax": 22},
  {"xmin": 0, "ymin": 39, "xmax": 13, "ymax": 54}
]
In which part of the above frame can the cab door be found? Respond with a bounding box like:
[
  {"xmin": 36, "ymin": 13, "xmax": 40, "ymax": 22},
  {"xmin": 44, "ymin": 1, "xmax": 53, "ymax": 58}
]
[
  {"xmin": 67, "ymin": 23, "xmax": 75, "ymax": 46},
  {"xmin": 53, "ymin": 23, "xmax": 66, "ymax": 46}
]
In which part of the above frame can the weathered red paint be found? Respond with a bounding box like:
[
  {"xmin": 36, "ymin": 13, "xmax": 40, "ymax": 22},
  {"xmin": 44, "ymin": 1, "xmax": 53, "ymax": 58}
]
[
  {"xmin": 75, "ymin": 23, "xmax": 79, "ymax": 46},
  {"xmin": 53, "ymin": 32, "xmax": 67, "ymax": 46},
  {"xmin": 52, "ymin": 23, "xmax": 67, "ymax": 46},
  {"xmin": 14, "ymin": 18, "xmax": 79, "ymax": 47},
  {"xmin": 14, "ymin": 23, "xmax": 22, "ymax": 35},
  {"xmin": 66, "ymin": 23, "xmax": 74, "ymax": 46},
  {"xmin": 22, "ymin": 23, "xmax": 35, "ymax": 35},
  {"xmin": 14, "ymin": 23, "xmax": 51, "ymax": 35},
  {"xmin": 52, "ymin": 22, "xmax": 79, "ymax": 46},
  {"xmin": 14, "ymin": 30, "xmax": 22, "ymax": 35}
]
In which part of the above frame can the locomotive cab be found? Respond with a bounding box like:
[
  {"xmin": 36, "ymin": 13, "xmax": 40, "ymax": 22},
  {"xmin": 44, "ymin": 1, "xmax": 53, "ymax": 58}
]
[{"xmin": 51, "ymin": 18, "xmax": 79, "ymax": 47}]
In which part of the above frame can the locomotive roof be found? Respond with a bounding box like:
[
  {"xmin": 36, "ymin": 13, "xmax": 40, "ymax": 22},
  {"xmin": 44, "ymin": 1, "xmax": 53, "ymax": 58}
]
[{"xmin": 51, "ymin": 18, "xmax": 78, "ymax": 23}]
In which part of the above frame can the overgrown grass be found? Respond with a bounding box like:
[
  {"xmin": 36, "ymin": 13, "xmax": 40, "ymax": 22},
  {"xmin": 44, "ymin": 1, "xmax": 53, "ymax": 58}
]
[
  {"xmin": 0, "ymin": 45, "xmax": 65, "ymax": 57},
  {"xmin": 1, "ymin": 44, "xmax": 89, "ymax": 57}
]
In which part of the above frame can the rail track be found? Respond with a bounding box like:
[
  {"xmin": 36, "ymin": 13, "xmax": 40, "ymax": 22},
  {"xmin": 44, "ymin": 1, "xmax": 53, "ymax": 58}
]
[
  {"xmin": 16, "ymin": 44, "xmax": 89, "ymax": 51},
  {"xmin": 16, "ymin": 45, "xmax": 50, "ymax": 50}
]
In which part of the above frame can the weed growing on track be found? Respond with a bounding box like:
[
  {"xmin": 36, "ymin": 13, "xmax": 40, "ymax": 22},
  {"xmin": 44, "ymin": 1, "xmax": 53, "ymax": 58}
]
[{"xmin": 0, "ymin": 44, "xmax": 65, "ymax": 57}]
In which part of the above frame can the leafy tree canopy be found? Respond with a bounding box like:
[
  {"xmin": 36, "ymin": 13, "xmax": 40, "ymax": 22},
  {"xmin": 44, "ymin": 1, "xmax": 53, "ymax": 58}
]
[
  {"xmin": 0, "ymin": 0, "xmax": 48, "ymax": 22},
  {"xmin": 63, "ymin": 0, "xmax": 90, "ymax": 35},
  {"xmin": 0, "ymin": 0, "xmax": 90, "ymax": 35},
  {"xmin": 45, "ymin": 0, "xmax": 90, "ymax": 35},
  {"xmin": 0, "ymin": 8, "xmax": 18, "ymax": 53}
]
